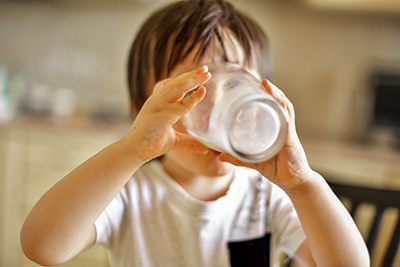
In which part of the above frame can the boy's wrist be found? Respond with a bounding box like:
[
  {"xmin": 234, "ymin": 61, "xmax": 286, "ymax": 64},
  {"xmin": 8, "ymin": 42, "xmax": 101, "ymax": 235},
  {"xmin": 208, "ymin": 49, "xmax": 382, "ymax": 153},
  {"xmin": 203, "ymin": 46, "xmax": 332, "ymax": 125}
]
[
  {"xmin": 115, "ymin": 137, "xmax": 149, "ymax": 167},
  {"xmin": 282, "ymin": 170, "xmax": 324, "ymax": 198}
]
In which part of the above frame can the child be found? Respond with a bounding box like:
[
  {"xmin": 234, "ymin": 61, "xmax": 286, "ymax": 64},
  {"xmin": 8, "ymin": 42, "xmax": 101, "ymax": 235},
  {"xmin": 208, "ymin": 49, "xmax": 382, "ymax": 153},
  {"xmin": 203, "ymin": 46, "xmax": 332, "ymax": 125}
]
[{"xmin": 21, "ymin": 0, "xmax": 369, "ymax": 266}]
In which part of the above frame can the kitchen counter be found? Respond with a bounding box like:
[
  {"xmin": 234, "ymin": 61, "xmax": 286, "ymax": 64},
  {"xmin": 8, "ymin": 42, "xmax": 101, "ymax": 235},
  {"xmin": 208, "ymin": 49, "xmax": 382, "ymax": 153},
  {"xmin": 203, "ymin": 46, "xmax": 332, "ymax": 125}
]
[
  {"xmin": 0, "ymin": 115, "xmax": 132, "ymax": 135},
  {"xmin": 303, "ymin": 138, "xmax": 400, "ymax": 190}
]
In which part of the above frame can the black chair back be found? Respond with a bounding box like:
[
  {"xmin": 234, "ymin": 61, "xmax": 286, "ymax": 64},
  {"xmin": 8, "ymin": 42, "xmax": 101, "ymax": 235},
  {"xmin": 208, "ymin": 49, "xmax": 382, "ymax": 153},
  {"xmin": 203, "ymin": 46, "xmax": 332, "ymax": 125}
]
[{"xmin": 328, "ymin": 179, "xmax": 400, "ymax": 267}]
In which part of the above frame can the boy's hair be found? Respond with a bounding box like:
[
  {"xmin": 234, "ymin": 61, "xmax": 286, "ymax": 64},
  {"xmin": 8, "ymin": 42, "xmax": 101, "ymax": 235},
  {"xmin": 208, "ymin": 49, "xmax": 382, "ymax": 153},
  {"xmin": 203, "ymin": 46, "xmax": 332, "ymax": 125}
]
[{"xmin": 127, "ymin": 0, "xmax": 271, "ymax": 114}]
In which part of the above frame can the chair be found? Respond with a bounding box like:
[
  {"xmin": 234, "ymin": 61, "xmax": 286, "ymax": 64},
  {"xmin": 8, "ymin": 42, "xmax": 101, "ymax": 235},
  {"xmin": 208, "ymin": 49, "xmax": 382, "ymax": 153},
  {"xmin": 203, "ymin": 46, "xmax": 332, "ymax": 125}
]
[
  {"xmin": 328, "ymin": 179, "xmax": 400, "ymax": 267},
  {"xmin": 284, "ymin": 177, "xmax": 400, "ymax": 267}
]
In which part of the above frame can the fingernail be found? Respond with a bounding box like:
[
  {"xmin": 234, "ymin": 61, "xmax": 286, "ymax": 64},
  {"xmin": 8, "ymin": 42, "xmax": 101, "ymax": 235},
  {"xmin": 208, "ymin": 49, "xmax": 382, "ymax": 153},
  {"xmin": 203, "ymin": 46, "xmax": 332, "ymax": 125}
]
[
  {"xmin": 196, "ymin": 65, "xmax": 208, "ymax": 74},
  {"xmin": 202, "ymin": 71, "xmax": 211, "ymax": 82}
]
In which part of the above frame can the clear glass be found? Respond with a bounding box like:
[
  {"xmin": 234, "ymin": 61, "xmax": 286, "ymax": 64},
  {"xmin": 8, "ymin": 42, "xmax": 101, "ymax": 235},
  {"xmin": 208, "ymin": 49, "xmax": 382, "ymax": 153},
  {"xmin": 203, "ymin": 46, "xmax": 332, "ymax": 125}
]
[{"xmin": 183, "ymin": 62, "xmax": 288, "ymax": 163}]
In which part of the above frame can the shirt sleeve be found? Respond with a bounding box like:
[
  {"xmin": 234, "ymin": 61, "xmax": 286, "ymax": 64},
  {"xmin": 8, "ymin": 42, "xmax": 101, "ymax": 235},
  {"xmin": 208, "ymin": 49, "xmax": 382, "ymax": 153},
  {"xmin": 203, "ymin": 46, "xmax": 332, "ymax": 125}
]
[
  {"xmin": 267, "ymin": 183, "xmax": 306, "ymax": 259},
  {"xmin": 94, "ymin": 189, "xmax": 127, "ymax": 246}
]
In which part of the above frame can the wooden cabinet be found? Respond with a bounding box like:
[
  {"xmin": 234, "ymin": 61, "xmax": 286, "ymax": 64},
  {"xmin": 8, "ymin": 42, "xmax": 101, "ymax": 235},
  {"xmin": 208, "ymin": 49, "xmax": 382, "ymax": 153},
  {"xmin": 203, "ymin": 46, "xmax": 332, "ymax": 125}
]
[
  {"xmin": 0, "ymin": 119, "xmax": 130, "ymax": 267},
  {"xmin": 0, "ymin": 128, "xmax": 27, "ymax": 267}
]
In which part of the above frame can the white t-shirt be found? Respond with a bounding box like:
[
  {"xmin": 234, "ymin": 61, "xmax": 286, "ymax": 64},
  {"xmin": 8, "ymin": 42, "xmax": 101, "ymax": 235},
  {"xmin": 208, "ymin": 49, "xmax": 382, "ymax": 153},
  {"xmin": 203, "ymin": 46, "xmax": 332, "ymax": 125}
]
[{"xmin": 95, "ymin": 160, "xmax": 305, "ymax": 267}]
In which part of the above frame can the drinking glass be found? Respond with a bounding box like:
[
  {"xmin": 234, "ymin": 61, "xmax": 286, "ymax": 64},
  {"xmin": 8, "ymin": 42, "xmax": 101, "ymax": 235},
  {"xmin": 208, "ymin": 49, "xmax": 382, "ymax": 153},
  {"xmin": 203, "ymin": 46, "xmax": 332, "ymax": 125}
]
[{"xmin": 183, "ymin": 62, "xmax": 288, "ymax": 163}]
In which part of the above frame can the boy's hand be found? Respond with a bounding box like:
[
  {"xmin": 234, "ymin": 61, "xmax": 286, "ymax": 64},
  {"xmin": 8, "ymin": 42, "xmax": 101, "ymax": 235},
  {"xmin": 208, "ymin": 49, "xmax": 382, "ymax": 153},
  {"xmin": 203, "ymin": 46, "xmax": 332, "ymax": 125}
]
[
  {"xmin": 122, "ymin": 66, "xmax": 211, "ymax": 163},
  {"xmin": 219, "ymin": 80, "xmax": 315, "ymax": 191}
]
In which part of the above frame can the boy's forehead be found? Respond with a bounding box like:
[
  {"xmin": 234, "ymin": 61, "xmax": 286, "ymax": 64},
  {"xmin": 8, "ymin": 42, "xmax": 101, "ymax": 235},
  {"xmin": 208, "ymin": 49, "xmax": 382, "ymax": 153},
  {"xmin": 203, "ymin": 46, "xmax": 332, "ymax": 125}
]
[
  {"xmin": 168, "ymin": 50, "xmax": 210, "ymax": 78},
  {"xmin": 169, "ymin": 38, "xmax": 260, "ymax": 80}
]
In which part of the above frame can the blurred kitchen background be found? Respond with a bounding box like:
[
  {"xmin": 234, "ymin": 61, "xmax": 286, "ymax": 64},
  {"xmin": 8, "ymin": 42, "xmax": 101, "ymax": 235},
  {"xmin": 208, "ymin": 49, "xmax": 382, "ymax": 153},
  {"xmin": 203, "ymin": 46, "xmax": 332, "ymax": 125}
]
[{"xmin": 1, "ymin": 0, "xmax": 400, "ymax": 266}]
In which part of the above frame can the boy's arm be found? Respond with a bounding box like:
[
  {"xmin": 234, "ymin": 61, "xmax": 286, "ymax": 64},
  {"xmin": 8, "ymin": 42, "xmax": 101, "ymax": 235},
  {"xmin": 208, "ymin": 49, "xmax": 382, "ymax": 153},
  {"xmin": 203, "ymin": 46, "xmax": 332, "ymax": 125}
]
[
  {"xmin": 20, "ymin": 66, "xmax": 210, "ymax": 266},
  {"xmin": 20, "ymin": 141, "xmax": 144, "ymax": 265},
  {"xmin": 288, "ymin": 171, "xmax": 368, "ymax": 267},
  {"xmin": 220, "ymin": 80, "xmax": 370, "ymax": 267}
]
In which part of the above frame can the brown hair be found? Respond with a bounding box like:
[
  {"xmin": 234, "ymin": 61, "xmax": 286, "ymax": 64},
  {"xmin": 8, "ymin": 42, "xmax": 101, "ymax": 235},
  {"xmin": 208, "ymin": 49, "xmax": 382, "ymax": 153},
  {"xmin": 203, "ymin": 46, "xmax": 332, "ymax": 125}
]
[{"xmin": 127, "ymin": 0, "xmax": 271, "ymax": 114}]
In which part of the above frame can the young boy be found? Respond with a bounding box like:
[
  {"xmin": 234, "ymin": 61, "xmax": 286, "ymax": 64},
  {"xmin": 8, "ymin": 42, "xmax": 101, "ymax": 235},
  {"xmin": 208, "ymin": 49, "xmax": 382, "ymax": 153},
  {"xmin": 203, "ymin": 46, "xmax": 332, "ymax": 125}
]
[{"xmin": 21, "ymin": 0, "xmax": 369, "ymax": 266}]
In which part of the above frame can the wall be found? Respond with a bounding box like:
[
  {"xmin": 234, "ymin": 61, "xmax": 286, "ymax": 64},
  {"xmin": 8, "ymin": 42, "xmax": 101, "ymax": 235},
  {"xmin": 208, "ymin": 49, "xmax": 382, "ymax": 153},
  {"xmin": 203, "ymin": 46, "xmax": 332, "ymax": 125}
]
[
  {"xmin": 232, "ymin": 0, "xmax": 400, "ymax": 141},
  {"xmin": 1, "ymin": 0, "xmax": 400, "ymax": 142}
]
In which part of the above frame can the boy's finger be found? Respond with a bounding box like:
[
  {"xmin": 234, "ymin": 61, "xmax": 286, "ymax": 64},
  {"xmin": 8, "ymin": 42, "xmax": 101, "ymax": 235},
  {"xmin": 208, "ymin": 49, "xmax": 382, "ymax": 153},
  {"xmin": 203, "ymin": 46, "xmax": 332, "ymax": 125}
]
[
  {"xmin": 173, "ymin": 86, "xmax": 207, "ymax": 115},
  {"xmin": 153, "ymin": 77, "xmax": 174, "ymax": 93},
  {"xmin": 174, "ymin": 65, "xmax": 209, "ymax": 84},
  {"xmin": 163, "ymin": 67, "xmax": 210, "ymax": 103},
  {"xmin": 153, "ymin": 66, "xmax": 209, "ymax": 98},
  {"xmin": 262, "ymin": 79, "xmax": 294, "ymax": 120},
  {"xmin": 172, "ymin": 71, "xmax": 210, "ymax": 103},
  {"xmin": 262, "ymin": 80, "xmax": 286, "ymax": 104}
]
